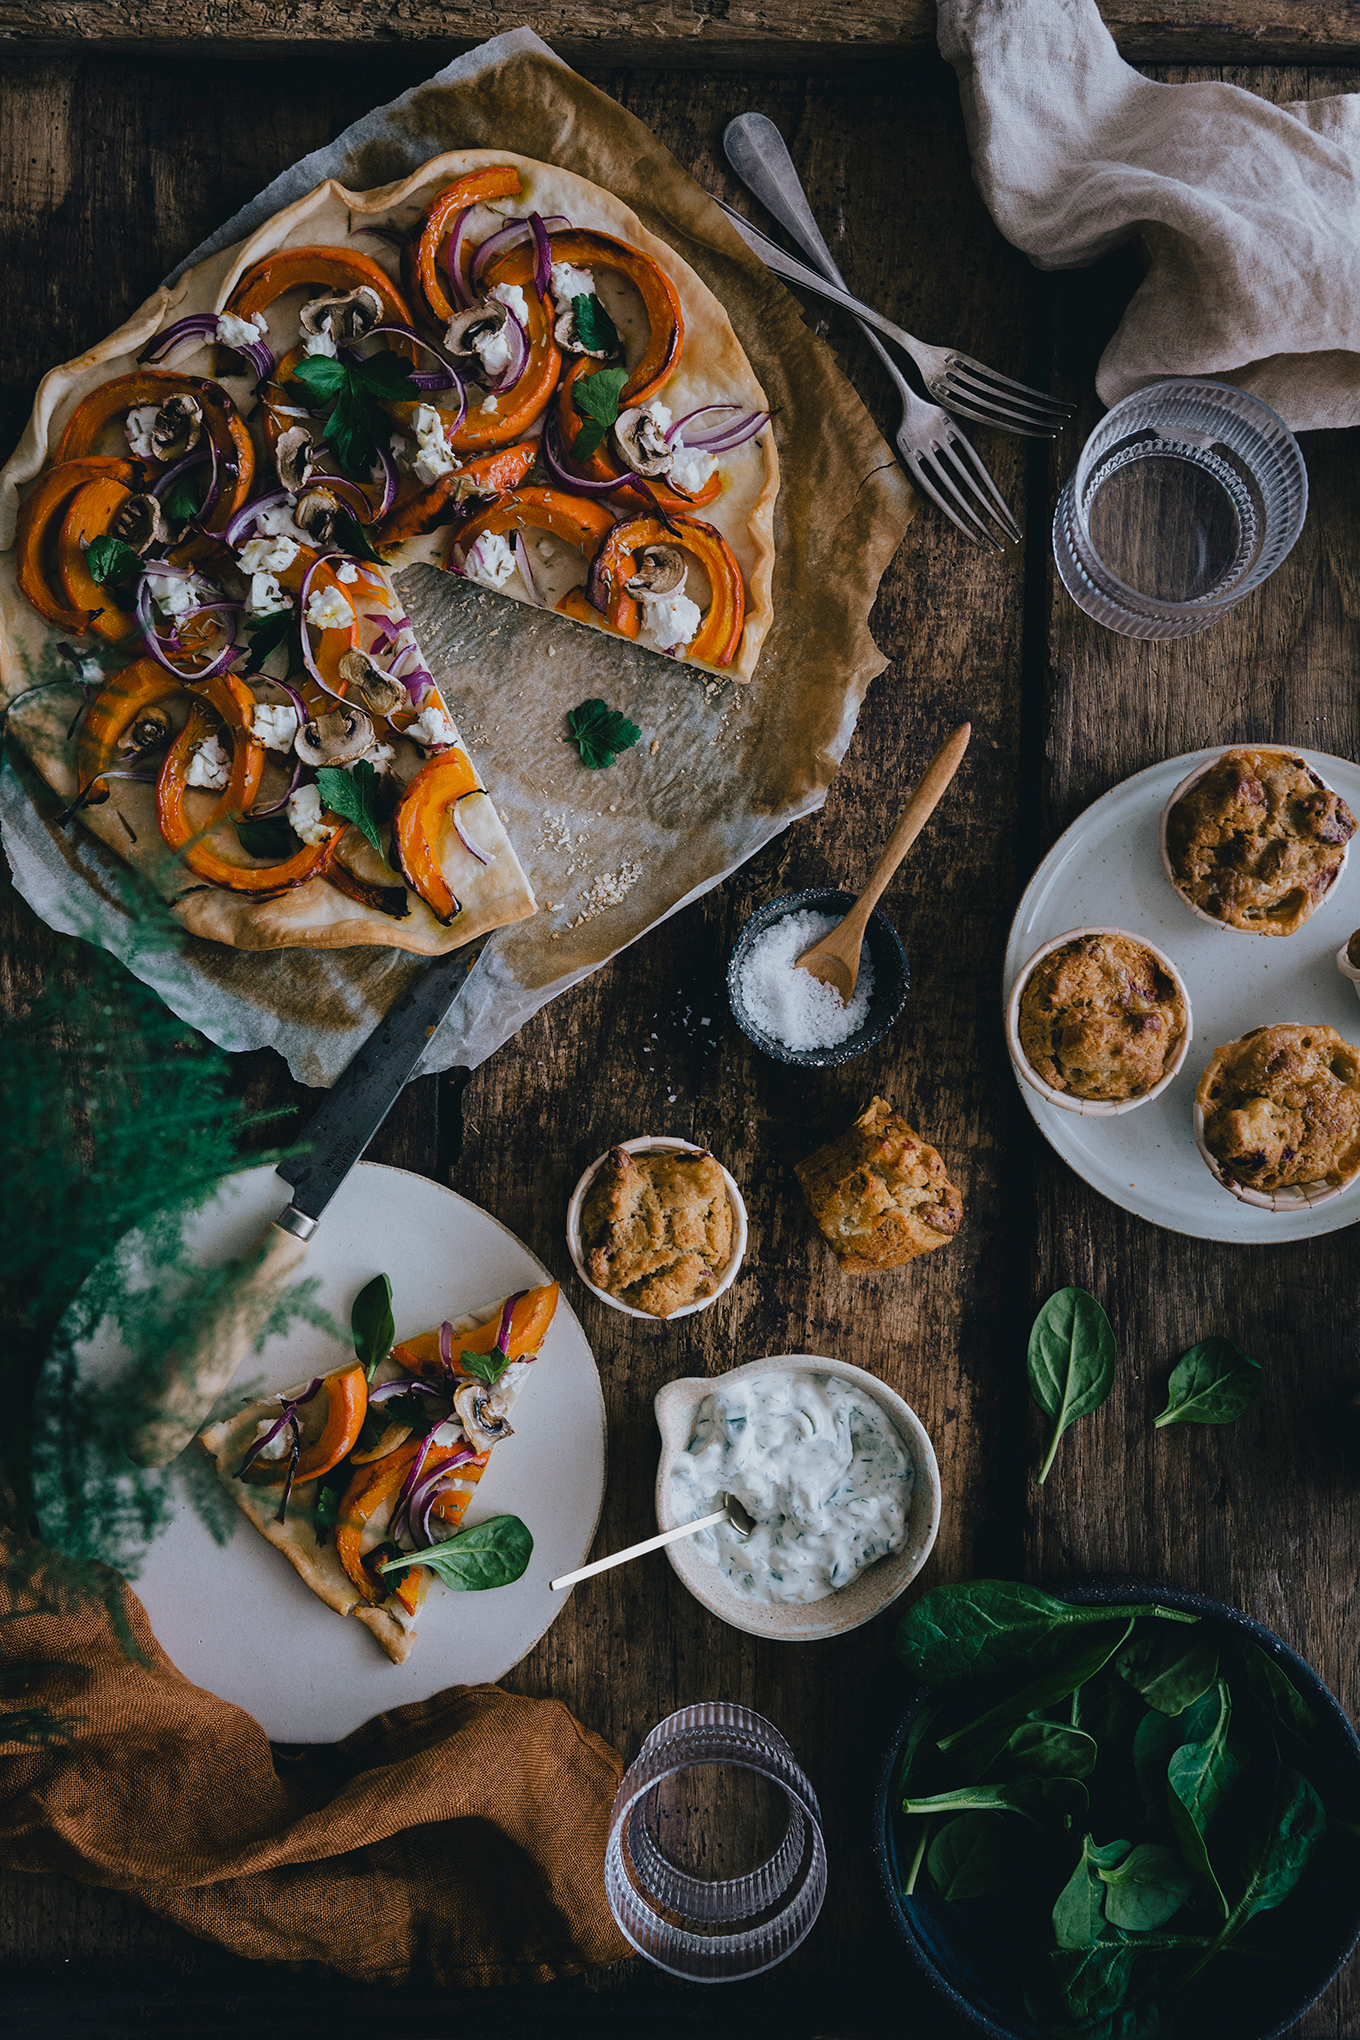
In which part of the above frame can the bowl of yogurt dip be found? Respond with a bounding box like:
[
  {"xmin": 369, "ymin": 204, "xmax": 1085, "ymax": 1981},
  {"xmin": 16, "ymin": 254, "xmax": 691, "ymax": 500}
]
[{"xmin": 654, "ymin": 1355, "xmax": 941, "ymax": 1641}]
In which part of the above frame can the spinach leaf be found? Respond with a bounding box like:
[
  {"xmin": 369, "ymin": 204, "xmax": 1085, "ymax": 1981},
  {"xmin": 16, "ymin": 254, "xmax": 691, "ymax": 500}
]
[
  {"xmin": 936, "ymin": 1622, "xmax": 1135, "ymax": 1768},
  {"xmin": 1189, "ymin": 1762, "xmax": 1326, "ymax": 1978},
  {"xmin": 896, "ymin": 1581, "xmax": 1194, "ymax": 1684},
  {"xmin": 902, "ymin": 1776, "xmax": 1090, "ymax": 1826},
  {"xmin": 1116, "ymin": 1627, "xmax": 1219, "ymax": 1715},
  {"xmin": 991, "ymin": 1720, "xmax": 1098, "ymax": 1782},
  {"xmin": 566, "ymin": 697, "xmax": 641, "ymax": 770},
  {"xmin": 1167, "ymin": 1680, "xmax": 1242, "ymax": 1917},
  {"xmin": 236, "ymin": 814, "xmax": 297, "ymax": 860},
  {"xmin": 380, "ymin": 1513, "xmax": 532, "ymax": 1591},
  {"xmin": 1099, "ymin": 1842, "xmax": 1197, "ymax": 1932},
  {"xmin": 331, "ymin": 506, "xmax": 386, "ymax": 566},
  {"xmin": 459, "ymin": 1348, "xmax": 512, "ymax": 1388},
  {"xmin": 351, "ymin": 1272, "xmax": 394, "ymax": 1382},
  {"xmin": 1132, "ymin": 1705, "xmax": 1186, "ymax": 1824},
  {"xmin": 1155, "ymin": 1337, "xmax": 1263, "ymax": 1428},
  {"xmin": 86, "ymin": 534, "xmax": 144, "ymax": 589},
  {"xmin": 1074, "ymin": 1665, "xmax": 1146, "ymax": 1750},
  {"xmin": 1049, "ymin": 1940, "xmax": 1139, "ymax": 2020},
  {"xmin": 316, "ymin": 759, "xmax": 385, "ymax": 858},
  {"xmin": 1028, "ymin": 1286, "xmax": 1118, "ymax": 1481},
  {"xmin": 926, "ymin": 1812, "xmax": 1011, "ymax": 1901},
  {"xmin": 1053, "ymin": 1834, "xmax": 1131, "ymax": 1948},
  {"xmin": 571, "ymin": 364, "xmax": 630, "ymax": 460},
  {"xmin": 572, "ymin": 293, "xmax": 621, "ymax": 356},
  {"xmin": 1237, "ymin": 1639, "xmax": 1316, "ymax": 1748}
]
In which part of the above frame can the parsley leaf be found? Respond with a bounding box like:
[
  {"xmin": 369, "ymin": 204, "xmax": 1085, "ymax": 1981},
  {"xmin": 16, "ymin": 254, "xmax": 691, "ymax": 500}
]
[
  {"xmin": 350, "ymin": 1272, "xmax": 394, "ymax": 1383},
  {"xmin": 245, "ymin": 608, "xmax": 300, "ymax": 669},
  {"xmin": 460, "ymin": 1349, "xmax": 513, "ymax": 1388},
  {"xmin": 331, "ymin": 507, "xmax": 386, "ymax": 566},
  {"xmin": 163, "ymin": 474, "xmax": 206, "ymax": 524},
  {"xmin": 572, "ymin": 293, "xmax": 621, "ymax": 357},
  {"xmin": 566, "ymin": 697, "xmax": 642, "ymax": 770},
  {"xmin": 290, "ymin": 349, "xmax": 419, "ymax": 481},
  {"xmin": 85, "ymin": 535, "xmax": 145, "ymax": 589},
  {"xmin": 235, "ymin": 814, "xmax": 296, "ymax": 860},
  {"xmin": 571, "ymin": 365, "xmax": 629, "ymax": 461},
  {"xmin": 317, "ymin": 759, "xmax": 385, "ymax": 858},
  {"xmin": 314, "ymin": 1470, "xmax": 348, "ymax": 1540}
]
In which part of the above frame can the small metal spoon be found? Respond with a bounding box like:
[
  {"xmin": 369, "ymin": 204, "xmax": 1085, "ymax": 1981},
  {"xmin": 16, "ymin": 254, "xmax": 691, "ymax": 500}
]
[
  {"xmin": 795, "ymin": 722, "xmax": 971, "ymax": 1006},
  {"xmin": 549, "ymin": 1493, "xmax": 755, "ymax": 1591}
]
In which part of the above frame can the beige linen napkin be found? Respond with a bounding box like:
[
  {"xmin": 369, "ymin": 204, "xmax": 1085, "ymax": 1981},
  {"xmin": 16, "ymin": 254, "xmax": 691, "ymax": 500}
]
[{"xmin": 938, "ymin": 0, "xmax": 1360, "ymax": 429}]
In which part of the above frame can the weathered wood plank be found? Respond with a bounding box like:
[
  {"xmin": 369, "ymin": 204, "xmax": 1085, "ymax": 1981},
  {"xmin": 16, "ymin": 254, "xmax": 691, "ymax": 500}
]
[
  {"xmin": 1030, "ymin": 60, "xmax": 1360, "ymax": 2040},
  {"xmin": 6, "ymin": 2, "xmax": 1360, "ymax": 65}
]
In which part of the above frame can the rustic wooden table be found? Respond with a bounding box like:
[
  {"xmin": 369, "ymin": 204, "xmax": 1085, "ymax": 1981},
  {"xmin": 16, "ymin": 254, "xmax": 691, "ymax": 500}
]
[{"xmin": 3, "ymin": 17, "xmax": 1359, "ymax": 2039}]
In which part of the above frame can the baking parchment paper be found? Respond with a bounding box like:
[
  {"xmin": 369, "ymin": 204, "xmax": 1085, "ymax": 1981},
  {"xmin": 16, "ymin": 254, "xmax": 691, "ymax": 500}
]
[{"xmin": 0, "ymin": 28, "xmax": 914, "ymax": 1088}]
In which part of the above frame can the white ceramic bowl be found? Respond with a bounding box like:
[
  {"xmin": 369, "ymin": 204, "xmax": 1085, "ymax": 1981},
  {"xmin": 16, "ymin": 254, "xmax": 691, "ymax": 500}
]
[
  {"xmin": 653, "ymin": 1354, "xmax": 941, "ymax": 1642},
  {"xmin": 1159, "ymin": 751, "xmax": 1352, "ymax": 934},
  {"xmin": 1005, "ymin": 926, "xmax": 1193, "ymax": 1117},
  {"xmin": 1192, "ymin": 1027, "xmax": 1360, "ymax": 1212},
  {"xmin": 1337, "ymin": 938, "xmax": 1360, "ymax": 1008},
  {"xmin": 565, "ymin": 1135, "xmax": 748, "ymax": 1322}
]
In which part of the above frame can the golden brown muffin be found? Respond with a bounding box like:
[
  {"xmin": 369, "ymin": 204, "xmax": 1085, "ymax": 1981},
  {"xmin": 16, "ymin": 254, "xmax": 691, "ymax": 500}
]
[
  {"xmin": 1196, "ymin": 1024, "xmax": 1360, "ymax": 1192},
  {"xmin": 582, "ymin": 1146, "xmax": 734, "ymax": 1318},
  {"xmin": 794, "ymin": 1097, "xmax": 962, "ymax": 1272},
  {"xmin": 1017, "ymin": 932, "xmax": 1187, "ymax": 1102},
  {"xmin": 1164, "ymin": 748, "xmax": 1355, "ymax": 935}
]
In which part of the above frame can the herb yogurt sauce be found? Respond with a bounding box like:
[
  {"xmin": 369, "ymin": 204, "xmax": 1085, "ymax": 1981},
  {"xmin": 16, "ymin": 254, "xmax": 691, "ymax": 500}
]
[{"xmin": 669, "ymin": 1371, "xmax": 914, "ymax": 1604}]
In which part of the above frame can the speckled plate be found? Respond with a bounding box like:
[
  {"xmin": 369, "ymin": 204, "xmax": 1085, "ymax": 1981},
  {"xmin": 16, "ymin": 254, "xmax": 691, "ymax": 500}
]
[{"xmin": 1004, "ymin": 748, "xmax": 1360, "ymax": 1242}]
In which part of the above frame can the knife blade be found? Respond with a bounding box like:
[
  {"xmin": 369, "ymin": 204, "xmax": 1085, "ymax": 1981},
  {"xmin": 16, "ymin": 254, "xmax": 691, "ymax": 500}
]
[{"xmin": 276, "ymin": 944, "xmax": 479, "ymax": 1234}]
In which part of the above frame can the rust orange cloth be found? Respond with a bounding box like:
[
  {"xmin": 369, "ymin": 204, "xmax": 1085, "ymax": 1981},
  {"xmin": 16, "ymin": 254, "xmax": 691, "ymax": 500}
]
[{"xmin": 0, "ymin": 1545, "xmax": 629, "ymax": 1984}]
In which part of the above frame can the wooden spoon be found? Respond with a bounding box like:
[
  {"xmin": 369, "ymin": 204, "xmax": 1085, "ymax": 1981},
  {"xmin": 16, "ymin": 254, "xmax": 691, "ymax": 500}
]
[{"xmin": 795, "ymin": 722, "xmax": 971, "ymax": 1005}]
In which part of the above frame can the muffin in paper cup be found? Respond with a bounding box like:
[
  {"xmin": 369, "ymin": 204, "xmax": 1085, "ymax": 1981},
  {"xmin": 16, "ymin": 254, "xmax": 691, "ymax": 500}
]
[
  {"xmin": 1006, "ymin": 926, "xmax": 1192, "ymax": 1117},
  {"xmin": 1338, "ymin": 933, "xmax": 1360, "ymax": 1006},
  {"xmin": 1193, "ymin": 1023, "xmax": 1360, "ymax": 1212},
  {"xmin": 1159, "ymin": 749, "xmax": 1354, "ymax": 936}
]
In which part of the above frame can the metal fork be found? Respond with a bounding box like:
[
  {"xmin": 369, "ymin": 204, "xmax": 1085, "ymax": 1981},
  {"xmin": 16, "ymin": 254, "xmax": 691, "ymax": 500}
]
[{"xmin": 723, "ymin": 112, "xmax": 1070, "ymax": 437}]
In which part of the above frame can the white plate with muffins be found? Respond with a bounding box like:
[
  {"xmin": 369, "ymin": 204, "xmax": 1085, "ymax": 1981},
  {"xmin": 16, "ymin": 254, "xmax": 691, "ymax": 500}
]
[{"xmin": 1004, "ymin": 745, "xmax": 1360, "ymax": 1242}]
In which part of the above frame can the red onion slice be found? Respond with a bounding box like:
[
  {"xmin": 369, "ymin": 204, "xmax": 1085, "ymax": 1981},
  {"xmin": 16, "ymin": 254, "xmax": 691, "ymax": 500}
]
[
  {"xmin": 297, "ymin": 553, "xmax": 351, "ymax": 702},
  {"xmin": 439, "ymin": 1320, "xmax": 453, "ymax": 1372},
  {"xmin": 540, "ymin": 412, "xmax": 624, "ymax": 498},
  {"xmin": 389, "ymin": 1433, "xmax": 436, "ymax": 1544},
  {"xmin": 512, "ymin": 531, "xmax": 544, "ymax": 607},
  {"xmin": 152, "ymin": 449, "xmax": 211, "ymax": 503},
  {"xmin": 368, "ymin": 1377, "xmax": 450, "ymax": 1406},
  {"xmin": 224, "ymin": 487, "xmax": 291, "ymax": 547},
  {"xmin": 305, "ymin": 472, "xmax": 378, "ymax": 522},
  {"xmin": 195, "ymin": 433, "xmax": 223, "ymax": 527},
  {"xmin": 411, "ymin": 1452, "xmax": 478, "ymax": 1546},
  {"xmin": 373, "ymin": 445, "xmax": 399, "ymax": 519},
  {"xmin": 452, "ymin": 791, "xmax": 492, "ymax": 866},
  {"xmin": 528, "ymin": 212, "xmax": 552, "ymax": 300},
  {"xmin": 469, "ymin": 213, "xmax": 572, "ymax": 285},
  {"xmin": 664, "ymin": 404, "xmax": 738, "ymax": 444},
  {"xmin": 496, "ymin": 1290, "xmax": 527, "ymax": 1358},
  {"xmin": 682, "ymin": 409, "xmax": 771, "ymax": 453},
  {"xmin": 367, "ymin": 322, "xmax": 462, "ymax": 393},
  {"xmin": 235, "ymin": 1375, "xmax": 322, "ymax": 1477},
  {"xmin": 136, "ymin": 571, "xmax": 240, "ymax": 682},
  {"xmin": 141, "ymin": 314, "xmax": 218, "ymax": 363}
]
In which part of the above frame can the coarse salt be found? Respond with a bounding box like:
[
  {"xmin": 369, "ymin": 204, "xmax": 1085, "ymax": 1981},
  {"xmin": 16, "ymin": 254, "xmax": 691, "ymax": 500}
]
[{"xmin": 736, "ymin": 908, "xmax": 875, "ymax": 1051}]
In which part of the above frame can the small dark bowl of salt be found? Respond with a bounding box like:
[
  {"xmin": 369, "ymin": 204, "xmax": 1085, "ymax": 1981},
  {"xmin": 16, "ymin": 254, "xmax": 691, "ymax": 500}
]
[{"xmin": 727, "ymin": 887, "xmax": 910, "ymax": 1068}]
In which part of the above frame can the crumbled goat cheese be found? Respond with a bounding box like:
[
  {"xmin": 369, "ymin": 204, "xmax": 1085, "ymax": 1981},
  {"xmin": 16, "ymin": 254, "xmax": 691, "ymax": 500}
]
[
  {"xmin": 251, "ymin": 702, "xmax": 298, "ymax": 752},
  {"xmin": 462, "ymin": 530, "xmax": 516, "ymax": 591},
  {"xmin": 536, "ymin": 539, "xmax": 554, "ymax": 560},
  {"xmin": 305, "ymin": 583, "xmax": 353, "ymax": 632},
  {"xmin": 637, "ymin": 589, "xmax": 703, "ymax": 653},
  {"xmin": 186, "ymin": 734, "xmax": 230, "ymax": 791},
  {"xmin": 237, "ymin": 534, "xmax": 298, "ymax": 576},
  {"xmin": 412, "ymin": 404, "xmax": 458, "ymax": 485},
  {"xmin": 125, "ymin": 405, "xmax": 160, "ymax": 459},
  {"xmin": 479, "ymin": 393, "xmax": 500, "ymax": 415},
  {"xmin": 367, "ymin": 743, "xmax": 396, "ymax": 775},
  {"xmin": 248, "ymin": 573, "xmax": 287, "ymax": 617},
  {"xmin": 488, "ymin": 281, "xmax": 529, "ymax": 325},
  {"xmin": 288, "ymin": 782, "xmax": 331, "ymax": 844},
  {"xmin": 302, "ymin": 331, "xmax": 338, "ymax": 358},
  {"xmin": 252, "ymin": 1416, "xmax": 292, "ymax": 1461},
  {"xmin": 255, "ymin": 503, "xmax": 306, "ymax": 541},
  {"xmin": 335, "ymin": 560, "xmax": 359, "ymax": 583},
  {"xmin": 216, "ymin": 310, "xmax": 268, "ymax": 348},
  {"xmin": 147, "ymin": 573, "xmax": 201, "ymax": 620},
  {"xmin": 406, "ymin": 699, "xmax": 459, "ymax": 749},
  {"xmin": 550, "ymin": 261, "xmax": 595, "ymax": 305},
  {"xmin": 669, "ymin": 438, "xmax": 718, "ymax": 496}
]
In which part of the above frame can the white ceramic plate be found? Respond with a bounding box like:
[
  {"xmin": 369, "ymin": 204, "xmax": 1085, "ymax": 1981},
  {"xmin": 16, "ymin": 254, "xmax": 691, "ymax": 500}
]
[
  {"xmin": 37, "ymin": 1161, "xmax": 606, "ymax": 1742},
  {"xmin": 1004, "ymin": 748, "xmax": 1360, "ymax": 1243}
]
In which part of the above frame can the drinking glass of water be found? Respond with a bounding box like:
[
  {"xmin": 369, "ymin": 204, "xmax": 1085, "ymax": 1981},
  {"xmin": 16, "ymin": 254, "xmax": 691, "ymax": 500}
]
[
  {"xmin": 604, "ymin": 1701, "xmax": 827, "ymax": 1980},
  {"xmin": 1052, "ymin": 380, "xmax": 1308, "ymax": 640}
]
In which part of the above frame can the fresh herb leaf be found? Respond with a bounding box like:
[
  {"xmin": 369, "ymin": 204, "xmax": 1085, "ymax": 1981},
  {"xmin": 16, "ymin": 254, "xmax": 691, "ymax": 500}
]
[
  {"xmin": 572, "ymin": 292, "xmax": 621, "ymax": 356},
  {"xmin": 245, "ymin": 608, "xmax": 300, "ymax": 668},
  {"xmin": 896, "ymin": 1581, "xmax": 1194, "ymax": 1684},
  {"xmin": 926, "ymin": 1813, "xmax": 1011, "ymax": 1902},
  {"xmin": 331, "ymin": 507, "xmax": 386, "ymax": 566},
  {"xmin": 373, "ymin": 1391, "xmax": 447, "ymax": 1436},
  {"xmin": 1166, "ymin": 1680, "xmax": 1242, "ymax": 1916},
  {"xmin": 1053, "ymin": 1833, "xmax": 1131, "ymax": 1948},
  {"xmin": 1099, "ymin": 1841, "xmax": 1197, "ymax": 1932},
  {"xmin": 1155, "ymin": 1337, "xmax": 1263, "ymax": 1428},
  {"xmin": 163, "ymin": 474, "xmax": 205, "ymax": 524},
  {"xmin": 291, "ymin": 348, "xmax": 419, "ymax": 481},
  {"xmin": 289, "ymin": 355, "xmax": 349, "ymax": 403},
  {"xmin": 1028, "ymin": 1286, "xmax": 1118, "ymax": 1482},
  {"xmin": 1236, "ymin": 1639, "xmax": 1316, "ymax": 1747},
  {"xmin": 571, "ymin": 364, "xmax": 629, "ymax": 460},
  {"xmin": 566, "ymin": 697, "xmax": 642, "ymax": 770},
  {"xmin": 379, "ymin": 1513, "xmax": 532, "ymax": 1591},
  {"xmin": 351, "ymin": 1272, "xmax": 394, "ymax": 1382},
  {"xmin": 1116, "ymin": 1628, "xmax": 1219, "ymax": 1716},
  {"xmin": 1048, "ymin": 1941, "xmax": 1139, "ymax": 2023},
  {"xmin": 314, "ymin": 1470, "xmax": 348, "ymax": 1536},
  {"xmin": 235, "ymin": 814, "xmax": 297, "ymax": 861},
  {"xmin": 459, "ymin": 1348, "xmax": 512, "ymax": 1388},
  {"xmin": 85, "ymin": 535, "xmax": 145, "ymax": 588},
  {"xmin": 316, "ymin": 759, "xmax": 384, "ymax": 858}
]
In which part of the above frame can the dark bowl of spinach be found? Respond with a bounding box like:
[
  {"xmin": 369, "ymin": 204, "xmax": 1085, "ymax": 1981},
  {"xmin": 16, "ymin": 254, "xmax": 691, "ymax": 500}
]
[{"xmin": 873, "ymin": 1577, "xmax": 1360, "ymax": 2040}]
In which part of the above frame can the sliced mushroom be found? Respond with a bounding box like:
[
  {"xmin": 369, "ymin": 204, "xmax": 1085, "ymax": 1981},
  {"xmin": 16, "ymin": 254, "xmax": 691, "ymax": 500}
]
[
  {"xmin": 150, "ymin": 395, "xmax": 203, "ymax": 463},
  {"xmin": 443, "ymin": 300, "xmax": 510, "ymax": 363},
  {"xmin": 337, "ymin": 648, "xmax": 406, "ymax": 719},
  {"xmin": 299, "ymin": 285, "xmax": 384, "ymax": 345},
  {"xmin": 295, "ymin": 486, "xmax": 345, "ymax": 547},
  {"xmin": 612, "ymin": 406, "xmax": 673, "ymax": 479},
  {"xmin": 108, "ymin": 492, "xmax": 170, "ymax": 554},
  {"xmin": 275, "ymin": 425, "xmax": 318, "ymax": 494},
  {"xmin": 453, "ymin": 1382, "xmax": 514, "ymax": 1450},
  {"xmin": 294, "ymin": 705, "xmax": 375, "ymax": 769},
  {"xmin": 625, "ymin": 543, "xmax": 688, "ymax": 599},
  {"xmin": 121, "ymin": 705, "xmax": 175, "ymax": 756}
]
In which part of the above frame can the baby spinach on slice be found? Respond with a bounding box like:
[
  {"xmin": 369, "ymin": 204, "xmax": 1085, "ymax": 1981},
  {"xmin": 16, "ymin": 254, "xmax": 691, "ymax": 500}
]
[
  {"xmin": 1155, "ymin": 1337, "xmax": 1263, "ymax": 1428},
  {"xmin": 572, "ymin": 292, "xmax": 621, "ymax": 356},
  {"xmin": 380, "ymin": 1513, "xmax": 532, "ymax": 1591},
  {"xmin": 1167, "ymin": 1681, "xmax": 1242, "ymax": 1918},
  {"xmin": 351, "ymin": 1272, "xmax": 394, "ymax": 1382},
  {"xmin": 991, "ymin": 1720, "xmax": 1099, "ymax": 1781},
  {"xmin": 1116, "ymin": 1627, "xmax": 1219, "ymax": 1715},
  {"xmin": 1099, "ymin": 1842, "xmax": 1197, "ymax": 1932},
  {"xmin": 903, "ymin": 1776, "xmax": 1090, "ymax": 1827},
  {"xmin": 895, "ymin": 1580, "xmax": 1194, "ymax": 1684},
  {"xmin": 926, "ymin": 1812, "xmax": 1012, "ymax": 1902},
  {"xmin": 1028, "ymin": 1286, "xmax": 1118, "ymax": 1482},
  {"xmin": 1053, "ymin": 1834, "xmax": 1132, "ymax": 1948}
]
